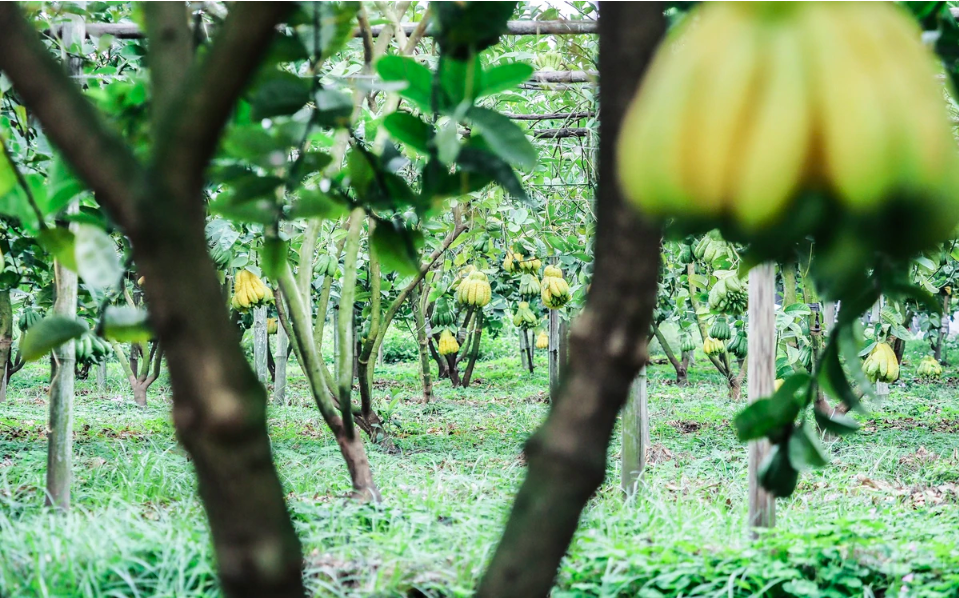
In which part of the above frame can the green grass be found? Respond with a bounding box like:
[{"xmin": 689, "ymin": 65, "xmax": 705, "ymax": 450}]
[{"xmin": 3, "ymin": 340, "xmax": 959, "ymax": 597}]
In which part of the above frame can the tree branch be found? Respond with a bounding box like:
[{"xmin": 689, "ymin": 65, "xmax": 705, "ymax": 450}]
[
  {"xmin": 144, "ymin": 3, "xmax": 193, "ymax": 135},
  {"xmin": 153, "ymin": 3, "xmax": 291, "ymax": 201},
  {"xmin": 0, "ymin": 4, "xmax": 143, "ymax": 229}
]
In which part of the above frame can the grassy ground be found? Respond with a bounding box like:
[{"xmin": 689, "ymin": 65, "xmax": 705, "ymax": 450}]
[{"xmin": 2, "ymin": 338, "xmax": 959, "ymax": 597}]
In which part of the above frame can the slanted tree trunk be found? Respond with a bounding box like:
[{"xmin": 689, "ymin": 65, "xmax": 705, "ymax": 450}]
[
  {"xmin": 652, "ymin": 322, "xmax": 688, "ymax": 385},
  {"xmin": 111, "ymin": 340, "xmax": 164, "ymax": 407},
  {"xmin": 0, "ymin": 6, "xmax": 307, "ymax": 595},
  {"xmin": 476, "ymin": 6, "xmax": 665, "ymax": 594}
]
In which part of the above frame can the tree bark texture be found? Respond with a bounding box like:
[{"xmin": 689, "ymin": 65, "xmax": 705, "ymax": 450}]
[
  {"xmin": 47, "ymin": 255, "xmax": 77, "ymax": 510},
  {"xmin": 475, "ymin": 5, "xmax": 666, "ymax": 595},
  {"xmin": 0, "ymin": 5, "xmax": 306, "ymax": 596}
]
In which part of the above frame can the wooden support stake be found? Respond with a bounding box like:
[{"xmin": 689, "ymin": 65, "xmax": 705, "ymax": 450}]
[
  {"xmin": 747, "ymin": 263, "xmax": 776, "ymax": 529},
  {"xmin": 252, "ymin": 306, "xmax": 268, "ymax": 383},
  {"xmin": 548, "ymin": 307, "xmax": 561, "ymax": 401},
  {"xmin": 273, "ymin": 323, "xmax": 288, "ymax": 405},
  {"xmin": 621, "ymin": 365, "xmax": 649, "ymax": 494}
]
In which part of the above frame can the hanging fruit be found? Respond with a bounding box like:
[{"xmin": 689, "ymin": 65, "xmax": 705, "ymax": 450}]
[
  {"xmin": 536, "ymin": 331, "xmax": 549, "ymax": 350},
  {"xmin": 679, "ymin": 333, "xmax": 697, "ymax": 353},
  {"xmin": 438, "ymin": 329, "xmax": 460, "ymax": 355},
  {"xmin": 512, "ymin": 301, "xmax": 538, "ymax": 330},
  {"xmin": 917, "ymin": 355, "xmax": 943, "ymax": 379},
  {"xmin": 703, "ymin": 336, "xmax": 725, "ymax": 356},
  {"xmin": 541, "ymin": 265, "xmax": 571, "ymax": 309},
  {"xmin": 617, "ymin": 2, "xmax": 959, "ymax": 291},
  {"xmin": 708, "ymin": 318, "xmax": 731, "ymax": 341},
  {"xmin": 267, "ymin": 318, "xmax": 278, "ymax": 335},
  {"xmin": 708, "ymin": 272, "xmax": 748, "ymax": 315},
  {"xmin": 456, "ymin": 270, "xmax": 492, "ymax": 308},
  {"xmin": 431, "ymin": 295, "xmax": 457, "ymax": 328},
  {"xmin": 863, "ymin": 342, "xmax": 899, "ymax": 383},
  {"xmin": 231, "ymin": 270, "xmax": 272, "ymax": 311},
  {"xmin": 519, "ymin": 273, "xmax": 541, "ymax": 298}
]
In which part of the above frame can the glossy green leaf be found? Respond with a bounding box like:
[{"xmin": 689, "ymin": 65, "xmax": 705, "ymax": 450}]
[
  {"xmin": 376, "ymin": 56, "xmax": 433, "ymax": 112},
  {"xmin": 21, "ymin": 316, "xmax": 87, "ymax": 362},
  {"xmin": 734, "ymin": 373, "xmax": 809, "ymax": 441},
  {"xmin": 758, "ymin": 443, "xmax": 799, "ymax": 498},
  {"xmin": 480, "ymin": 62, "xmax": 534, "ymax": 97},
  {"xmin": 383, "ymin": 113, "xmax": 432, "ymax": 153},
  {"xmin": 250, "ymin": 70, "xmax": 311, "ymax": 120}
]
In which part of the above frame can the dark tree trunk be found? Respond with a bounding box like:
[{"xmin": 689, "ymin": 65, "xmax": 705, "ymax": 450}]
[
  {"xmin": 461, "ymin": 311, "xmax": 484, "ymax": 387},
  {"xmin": 476, "ymin": 5, "xmax": 666, "ymax": 596},
  {"xmin": 0, "ymin": 5, "xmax": 306, "ymax": 596}
]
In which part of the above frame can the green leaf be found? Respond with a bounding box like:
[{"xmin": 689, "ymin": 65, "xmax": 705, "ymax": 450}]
[
  {"xmin": 371, "ymin": 219, "xmax": 423, "ymax": 277},
  {"xmin": 376, "ymin": 56, "xmax": 433, "ymax": 112},
  {"xmin": 44, "ymin": 155, "xmax": 85, "ymax": 216},
  {"xmin": 314, "ymin": 88, "xmax": 354, "ymax": 128},
  {"xmin": 250, "ymin": 70, "xmax": 311, "ymax": 120},
  {"xmin": 734, "ymin": 373, "xmax": 809, "ymax": 441},
  {"xmin": 209, "ymin": 195, "xmax": 277, "ymax": 224},
  {"xmin": 456, "ymin": 146, "xmax": 530, "ymax": 204},
  {"xmin": 383, "ymin": 113, "xmax": 432, "ymax": 153},
  {"xmin": 102, "ymin": 306, "xmax": 152, "ymax": 343},
  {"xmin": 783, "ymin": 302, "xmax": 811, "ymax": 317},
  {"xmin": 814, "ymin": 408, "xmax": 860, "ymax": 436},
  {"xmin": 21, "ymin": 316, "xmax": 87, "ymax": 362},
  {"xmin": 480, "ymin": 62, "xmax": 534, "ymax": 97},
  {"xmin": 37, "ymin": 227, "xmax": 77, "ymax": 272},
  {"xmin": 260, "ymin": 238, "xmax": 288, "ymax": 279},
  {"xmin": 222, "ymin": 174, "xmax": 284, "ymax": 205},
  {"xmin": 74, "ymin": 224, "xmax": 121, "ymax": 291},
  {"xmin": 787, "ymin": 422, "xmax": 829, "ymax": 472},
  {"xmin": 439, "ymin": 54, "xmax": 482, "ymax": 111},
  {"xmin": 433, "ymin": 2, "xmax": 518, "ymax": 60},
  {"xmin": 822, "ymin": 332, "xmax": 870, "ymax": 413},
  {"xmin": 0, "ymin": 142, "xmax": 14, "ymax": 198},
  {"xmin": 467, "ymin": 107, "xmax": 537, "ymax": 169},
  {"xmin": 290, "ymin": 189, "xmax": 346, "ymax": 220},
  {"xmin": 758, "ymin": 443, "xmax": 799, "ymax": 498}
]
